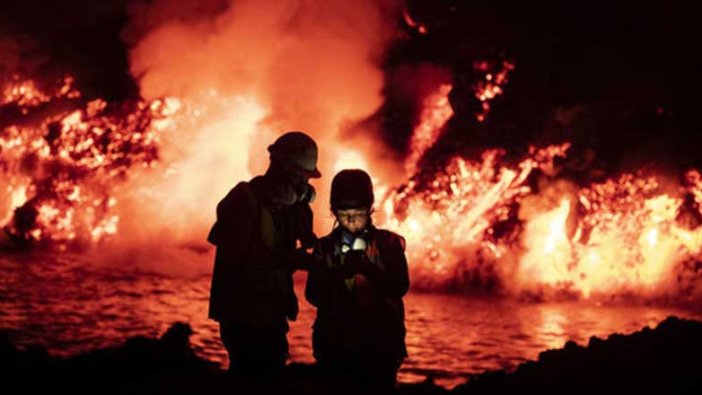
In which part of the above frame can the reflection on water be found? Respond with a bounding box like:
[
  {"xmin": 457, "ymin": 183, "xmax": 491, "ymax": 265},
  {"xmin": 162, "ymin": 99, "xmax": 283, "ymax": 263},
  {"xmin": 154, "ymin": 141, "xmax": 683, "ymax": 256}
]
[
  {"xmin": 1, "ymin": 253, "xmax": 700, "ymax": 388},
  {"xmin": 396, "ymin": 294, "xmax": 702, "ymax": 386}
]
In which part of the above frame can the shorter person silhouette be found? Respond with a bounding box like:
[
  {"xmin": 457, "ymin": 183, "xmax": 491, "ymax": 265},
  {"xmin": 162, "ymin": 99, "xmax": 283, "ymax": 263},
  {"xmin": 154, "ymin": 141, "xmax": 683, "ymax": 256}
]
[{"xmin": 306, "ymin": 169, "xmax": 409, "ymax": 393}]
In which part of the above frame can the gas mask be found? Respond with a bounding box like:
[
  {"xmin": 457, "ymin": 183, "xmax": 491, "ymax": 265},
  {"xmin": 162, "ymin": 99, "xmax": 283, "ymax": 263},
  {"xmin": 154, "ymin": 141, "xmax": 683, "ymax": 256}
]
[
  {"xmin": 267, "ymin": 164, "xmax": 316, "ymax": 206},
  {"xmin": 340, "ymin": 236, "xmax": 367, "ymax": 255}
]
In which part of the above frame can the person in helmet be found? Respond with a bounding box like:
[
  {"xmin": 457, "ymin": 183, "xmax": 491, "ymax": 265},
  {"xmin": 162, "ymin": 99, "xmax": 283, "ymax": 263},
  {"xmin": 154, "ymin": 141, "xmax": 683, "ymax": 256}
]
[
  {"xmin": 207, "ymin": 131, "xmax": 321, "ymax": 380},
  {"xmin": 305, "ymin": 169, "xmax": 409, "ymax": 393}
]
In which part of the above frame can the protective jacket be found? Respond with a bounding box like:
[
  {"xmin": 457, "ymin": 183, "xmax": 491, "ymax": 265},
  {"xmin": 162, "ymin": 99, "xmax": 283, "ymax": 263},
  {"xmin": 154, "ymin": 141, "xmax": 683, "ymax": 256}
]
[
  {"xmin": 305, "ymin": 225, "xmax": 409, "ymax": 365},
  {"xmin": 208, "ymin": 175, "xmax": 314, "ymax": 327}
]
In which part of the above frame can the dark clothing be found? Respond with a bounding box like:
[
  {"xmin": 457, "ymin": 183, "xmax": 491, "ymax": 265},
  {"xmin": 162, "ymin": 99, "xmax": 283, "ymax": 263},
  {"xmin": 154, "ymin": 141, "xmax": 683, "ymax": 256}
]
[
  {"xmin": 306, "ymin": 226, "xmax": 409, "ymax": 391},
  {"xmin": 207, "ymin": 175, "xmax": 315, "ymax": 373},
  {"xmin": 219, "ymin": 320, "xmax": 288, "ymax": 378}
]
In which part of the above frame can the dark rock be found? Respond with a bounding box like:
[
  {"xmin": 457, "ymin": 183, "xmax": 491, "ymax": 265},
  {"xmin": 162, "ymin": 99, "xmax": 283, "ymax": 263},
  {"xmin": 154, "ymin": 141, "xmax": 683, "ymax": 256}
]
[
  {"xmin": 457, "ymin": 315, "xmax": 702, "ymax": 394},
  {"xmin": 2, "ymin": 316, "xmax": 702, "ymax": 394}
]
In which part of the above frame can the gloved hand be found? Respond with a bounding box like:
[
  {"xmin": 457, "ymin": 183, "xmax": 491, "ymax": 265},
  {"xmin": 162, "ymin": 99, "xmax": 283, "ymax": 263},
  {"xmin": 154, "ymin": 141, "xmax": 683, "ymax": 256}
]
[{"xmin": 338, "ymin": 250, "xmax": 367, "ymax": 278}]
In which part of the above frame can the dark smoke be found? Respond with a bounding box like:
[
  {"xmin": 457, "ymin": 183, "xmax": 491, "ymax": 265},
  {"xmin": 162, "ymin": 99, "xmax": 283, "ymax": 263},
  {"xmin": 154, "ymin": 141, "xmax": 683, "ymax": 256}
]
[
  {"xmin": 0, "ymin": 0, "xmax": 136, "ymax": 100},
  {"xmin": 374, "ymin": 0, "xmax": 702, "ymax": 178},
  {"xmin": 4, "ymin": 0, "xmax": 700, "ymax": 173}
]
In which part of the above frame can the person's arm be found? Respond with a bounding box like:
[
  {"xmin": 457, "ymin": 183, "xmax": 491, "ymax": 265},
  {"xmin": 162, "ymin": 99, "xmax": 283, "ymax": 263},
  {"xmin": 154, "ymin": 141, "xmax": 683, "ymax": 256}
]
[
  {"xmin": 213, "ymin": 184, "xmax": 281, "ymax": 268},
  {"xmin": 304, "ymin": 242, "xmax": 330, "ymax": 307},
  {"xmin": 294, "ymin": 194, "xmax": 318, "ymax": 250},
  {"xmin": 213, "ymin": 184, "xmax": 318, "ymax": 270}
]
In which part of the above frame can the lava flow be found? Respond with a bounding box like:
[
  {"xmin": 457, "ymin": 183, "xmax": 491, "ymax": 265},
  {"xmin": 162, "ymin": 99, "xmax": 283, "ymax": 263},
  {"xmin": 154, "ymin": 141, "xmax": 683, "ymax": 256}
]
[
  {"xmin": 0, "ymin": 75, "xmax": 180, "ymax": 249},
  {"xmin": 3, "ymin": 70, "xmax": 701, "ymax": 304},
  {"xmin": 375, "ymin": 78, "xmax": 702, "ymax": 304}
]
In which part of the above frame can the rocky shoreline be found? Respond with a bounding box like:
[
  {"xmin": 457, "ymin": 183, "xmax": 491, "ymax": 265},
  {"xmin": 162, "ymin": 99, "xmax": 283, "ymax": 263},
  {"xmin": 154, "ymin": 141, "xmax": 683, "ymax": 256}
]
[{"xmin": 2, "ymin": 316, "xmax": 701, "ymax": 394}]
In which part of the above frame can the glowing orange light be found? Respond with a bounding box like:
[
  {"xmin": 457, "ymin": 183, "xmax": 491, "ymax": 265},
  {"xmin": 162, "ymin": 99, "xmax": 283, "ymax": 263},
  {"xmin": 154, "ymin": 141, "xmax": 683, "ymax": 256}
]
[
  {"xmin": 473, "ymin": 60, "xmax": 515, "ymax": 122},
  {"xmin": 405, "ymin": 83, "xmax": 453, "ymax": 175},
  {"xmin": 1, "ymin": 76, "xmax": 180, "ymax": 246}
]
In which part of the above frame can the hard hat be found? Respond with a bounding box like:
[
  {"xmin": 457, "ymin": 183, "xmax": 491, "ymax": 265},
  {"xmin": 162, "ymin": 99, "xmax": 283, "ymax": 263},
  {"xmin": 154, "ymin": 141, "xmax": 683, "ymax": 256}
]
[
  {"xmin": 268, "ymin": 131, "xmax": 321, "ymax": 178},
  {"xmin": 330, "ymin": 169, "xmax": 374, "ymax": 210}
]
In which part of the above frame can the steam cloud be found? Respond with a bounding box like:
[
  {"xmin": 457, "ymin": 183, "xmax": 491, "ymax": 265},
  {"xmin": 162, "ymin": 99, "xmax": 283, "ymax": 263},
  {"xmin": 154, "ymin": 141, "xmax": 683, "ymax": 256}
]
[{"xmin": 118, "ymin": 0, "xmax": 404, "ymax": 245}]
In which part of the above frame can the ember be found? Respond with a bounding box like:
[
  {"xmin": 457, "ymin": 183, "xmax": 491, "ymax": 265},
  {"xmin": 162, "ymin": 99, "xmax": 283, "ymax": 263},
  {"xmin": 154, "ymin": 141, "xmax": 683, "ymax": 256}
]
[{"xmin": 472, "ymin": 59, "xmax": 515, "ymax": 122}]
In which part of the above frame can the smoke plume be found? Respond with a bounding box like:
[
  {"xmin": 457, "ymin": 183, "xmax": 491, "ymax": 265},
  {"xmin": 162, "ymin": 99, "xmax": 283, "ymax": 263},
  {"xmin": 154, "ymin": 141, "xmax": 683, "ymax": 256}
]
[{"xmin": 118, "ymin": 0, "xmax": 404, "ymax": 244}]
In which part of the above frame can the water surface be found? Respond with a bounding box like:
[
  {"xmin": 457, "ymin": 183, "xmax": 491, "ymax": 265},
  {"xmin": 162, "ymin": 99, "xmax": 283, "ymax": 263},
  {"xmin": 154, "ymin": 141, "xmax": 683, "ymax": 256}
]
[{"xmin": 1, "ymin": 253, "xmax": 699, "ymax": 388}]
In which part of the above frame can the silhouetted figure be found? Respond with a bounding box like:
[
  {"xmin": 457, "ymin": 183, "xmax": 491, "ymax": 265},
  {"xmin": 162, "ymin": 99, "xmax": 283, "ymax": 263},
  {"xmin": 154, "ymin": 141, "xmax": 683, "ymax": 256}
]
[
  {"xmin": 306, "ymin": 169, "xmax": 409, "ymax": 394},
  {"xmin": 207, "ymin": 131, "xmax": 320, "ymax": 381}
]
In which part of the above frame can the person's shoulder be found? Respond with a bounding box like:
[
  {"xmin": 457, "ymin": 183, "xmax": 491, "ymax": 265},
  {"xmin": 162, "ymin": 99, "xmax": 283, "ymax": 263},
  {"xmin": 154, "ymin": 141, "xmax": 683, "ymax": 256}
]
[
  {"xmin": 314, "ymin": 230, "xmax": 339, "ymax": 253},
  {"xmin": 374, "ymin": 227, "xmax": 404, "ymax": 240},
  {"xmin": 318, "ymin": 232, "xmax": 335, "ymax": 245},
  {"xmin": 217, "ymin": 180, "xmax": 256, "ymax": 211},
  {"xmin": 220, "ymin": 181, "xmax": 246, "ymax": 200},
  {"xmin": 373, "ymin": 228, "xmax": 406, "ymax": 250},
  {"xmin": 227, "ymin": 180, "xmax": 249, "ymax": 194}
]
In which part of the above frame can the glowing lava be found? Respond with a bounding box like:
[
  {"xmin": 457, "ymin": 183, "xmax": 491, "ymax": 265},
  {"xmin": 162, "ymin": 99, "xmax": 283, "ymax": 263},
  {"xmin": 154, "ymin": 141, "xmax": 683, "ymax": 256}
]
[
  {"xmin": 1, "ymin": 75, "xmax": 180, "ymax": 248},
  {"xmin": 3, "ymin": 64, "xmax": 701, "ymax": 305},
  {"xmin": 405, "ymin": 83, "xmax": 454, "ymax": 176},
  {"xmin": 373, "ymin": 62, "xmax": 702, "ymax": 302}
]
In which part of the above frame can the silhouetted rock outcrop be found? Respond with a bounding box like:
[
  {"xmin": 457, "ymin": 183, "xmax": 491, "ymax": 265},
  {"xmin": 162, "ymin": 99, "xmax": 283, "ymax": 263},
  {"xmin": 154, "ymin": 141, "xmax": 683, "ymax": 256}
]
[
  {"xmin": 455, "ymin": 316, "xmax": 702, "ymax": 394},
  {"xmin": 1, "ymin": 316, "xmax": 701, "ymax": 394}
]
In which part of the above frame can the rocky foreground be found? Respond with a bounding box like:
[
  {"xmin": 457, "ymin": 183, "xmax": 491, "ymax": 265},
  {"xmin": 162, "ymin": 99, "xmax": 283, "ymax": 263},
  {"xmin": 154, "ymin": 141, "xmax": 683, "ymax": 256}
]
[{"xmin": 1, "ymin": 316, "xmax": 701, "ymax": 394}]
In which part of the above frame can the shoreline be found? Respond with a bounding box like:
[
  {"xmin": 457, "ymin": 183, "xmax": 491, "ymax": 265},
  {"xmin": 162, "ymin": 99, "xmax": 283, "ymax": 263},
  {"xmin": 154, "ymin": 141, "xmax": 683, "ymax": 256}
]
[{"xmin": 2, "ymin": 316, "xmax": 701, "ymax": 394}]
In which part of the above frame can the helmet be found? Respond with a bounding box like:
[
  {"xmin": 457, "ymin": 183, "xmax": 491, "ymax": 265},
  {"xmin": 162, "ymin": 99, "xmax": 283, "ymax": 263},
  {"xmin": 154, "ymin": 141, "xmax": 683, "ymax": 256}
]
[
  {"xmin": 268, "ymin": 131, "xmax": 321, "ymax": 178},
  {"xmin": 330, "ymin": 169, "xmax": 374, "ymax": 211}
]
